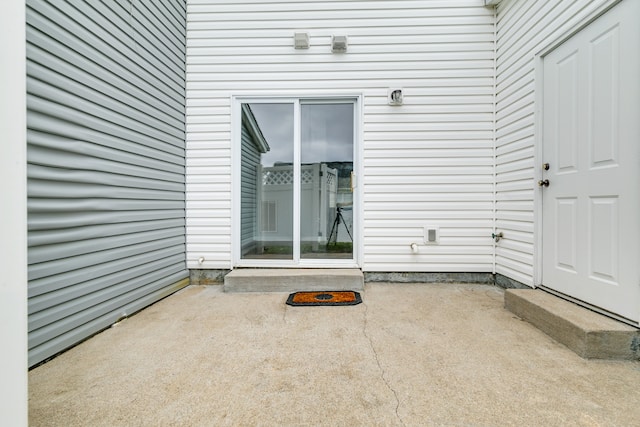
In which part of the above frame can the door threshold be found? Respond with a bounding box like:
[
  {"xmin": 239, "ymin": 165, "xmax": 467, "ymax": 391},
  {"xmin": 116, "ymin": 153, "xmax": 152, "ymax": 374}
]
[{"xmin": 224, "ymin": 268, "xmax": 364, "ymax": 293}]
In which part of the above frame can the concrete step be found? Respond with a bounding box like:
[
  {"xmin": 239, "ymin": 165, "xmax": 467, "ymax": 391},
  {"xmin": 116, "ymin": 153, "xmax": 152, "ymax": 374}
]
[
  {"xmin": 505, "ymin": 289, "xmax": 640, "ymax": 360},
  {"xmin": 224, "ymin": 268, "xmax": 364, "ymax": 293}
]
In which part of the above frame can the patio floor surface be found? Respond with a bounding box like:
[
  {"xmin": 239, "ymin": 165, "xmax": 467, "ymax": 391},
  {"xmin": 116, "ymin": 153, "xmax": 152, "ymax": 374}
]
[{"xmin": 29, "ymin": 283, "xmax": 640, "ymax": 426}]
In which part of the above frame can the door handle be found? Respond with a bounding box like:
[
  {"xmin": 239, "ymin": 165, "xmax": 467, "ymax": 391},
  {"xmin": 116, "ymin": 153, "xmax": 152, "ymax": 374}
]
[{"xmin": 538, "ymin": 179, "xmax": 549, "ymax": 187}]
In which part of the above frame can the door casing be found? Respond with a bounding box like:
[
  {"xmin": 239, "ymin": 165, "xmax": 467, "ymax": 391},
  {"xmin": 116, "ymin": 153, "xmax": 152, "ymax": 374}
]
[{"xmin": 231, "ymin": 95, "xmax": 363, "ymax": 269}]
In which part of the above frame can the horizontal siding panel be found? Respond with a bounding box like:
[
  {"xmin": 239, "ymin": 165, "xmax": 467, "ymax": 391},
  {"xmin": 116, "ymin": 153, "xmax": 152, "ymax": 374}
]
[
  {"xmin": 495, "ymin": 218, "xmax": 534, "ymax": 233},
  {"xmin": 187, "ymin": 217, "xmax": 231, "ymax": 227},
  {"xmin": 29, "ymin": 138, "xmax": 184, "ymax": 183},
  {"xmin": 29, "ymin": 198, "xmax": 184, "ymax": 213},
  {"xmin": 495, "ymin": 180, "xmax": 535, "ymax": 195},
  {"xmin": 366, "ymin": 237, "xmax": 493, "ymax": 247},
  {"xmin": 28, "ymin": 116, "xmax": 184, "ymax": 169},
  {"xmin": 189, "ymin": 7, "xmax": 492, "ymax": 20},
  {"xmin": 27, "ymin": 0, "xmax": 187, "ymax": 366},
  {"xmin": 365, "ymin": 227, "xmax": 492, "ymax": 238},
  {"xmin": 365, "ymin": 184, "xmax": 493, "ymax": 193},
  {"xmin": 496, "ymin": 210, "xmax": 534, "ymax": 223},
  {"xmin": 365, "ymin": 104, "xmax": 493, "ymax": 114},
  {"xmin": 187, "ymin": 79, "xmax": 494, "ymax": 91},
  {"xmin": 365, "ymin": 157, "xmax": 493, "ymax": 167},
  {"xmin": 365, "ymin": 246, "xmax": 493, "ymax": 256},
  {"xmin": 365, "ymin": 198, "xmax": 493, "ymax": 207},
  {"xmin": 29, "ymin": 255, "xmax": 185, "ymax": 312},
  {"xmin": 28, "ymin": 176, "xmax": 183, "ymax": 199},
  {"xmin": 364, "ymin": 211, "xmax": 493, "ymax": 220},
  {"xmin": 366, "ymin": 140, "xmax": 493, "ymax": 149},
  {"xmin": 28, "ymin": 46, "xmax": 184, "ymax": 129},
  {"xmin": 188, "ymin": 48, "xmax": 494, "ymax": 60},
  {"xmin": 188, "ymin": 235, "xmax": 232, "ymax": 244},
  {"xmin": 29, "ymin": 210, "xmax": 185, "ymax": 231},
  {"xmin": 187, "ymin": 226, "xmax": 232, "ymax": 236},
  {"xmin": 495, "ymin": 136, "xmax": 534, "ymax": 157},
  {"xmin": 29, "ymin": 219, "xmax": 185, "ymax": 247},
  {"xmin": 365, "ymin": 131, "xmax": 493, "ymax": 141},
  {"xmin": 28, "ymin": 95, "xmax": 184, "ymax": 156},
  {"xmin": 496, "ymin": 167, "xmax": 536, "ymax": 184},
  {"xmin": 188, "ymin": 16, "xmax": 493, "ymax": 30},
  {"xmin": 29, "ymin": 244, "xmax": 186, "ymax": 298},
  {"xmin": 28, "ymin": 271, "xmax": 188, "ymax": 364},
  {"xmin": 189, "ymin": 34, "xmax": 495, "ymax": 48},
  {"xmin": 28, "ymin": 237, "xmax": 186, "ymax": 281},
  {"xmin": 27, "ymin": 4, "xmax": 183, "ymax": 107},
  {"xmin": 364, "ymin": 260, "xmax": 492, "ymax": 271},
  {"xmin": 493, "ymin": 127, "xmax": 534, "ymax": 151},
  {"xmin": 189, "ymin": 1, "xmax": 482, "ymax": 12},
  {"xmin": 29, "ymin": 228, "xmax": 185, "ymax": 264},
  {"xmin": 364, "ymin": 113, "xmax": 494, "ymax": 124},
  {"xmin": 28, "ymin": 262, "xmax": 185, "ymax": 332},
  {"xmin": 365, "ymin": 167, "xmax": 493, "ymax": 177}
]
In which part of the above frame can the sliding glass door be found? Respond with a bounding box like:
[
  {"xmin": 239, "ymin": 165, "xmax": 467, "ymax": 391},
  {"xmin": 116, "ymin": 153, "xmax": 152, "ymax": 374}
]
[{"xmin": 237, "ymin": 98, "xmax": 356, "ymax": 266}]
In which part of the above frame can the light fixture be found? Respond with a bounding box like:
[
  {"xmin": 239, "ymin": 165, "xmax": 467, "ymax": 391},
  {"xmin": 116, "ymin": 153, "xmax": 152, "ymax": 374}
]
[
  {"xmin": 331, "ymin": 35, "xmax": 348, "ymax": 53},
  {"xmin": 388, "ymin": 88, "xmax": 403, "ymax": 106},
  {"xmin": 294, "ymin": 32, "xmax": 310, "ymax": 49}
]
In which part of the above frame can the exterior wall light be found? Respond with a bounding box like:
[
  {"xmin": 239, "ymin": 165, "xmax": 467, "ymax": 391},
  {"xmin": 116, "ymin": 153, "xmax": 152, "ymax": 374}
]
[
  {"xmin": 331, "ymin": 35, "xmax": 348, "ymax": 53},
  {"xmin": 388, "ymin": 88, "xmax": 403, "ymax": 106},
  {"xmin": 294, "ymin": 32, "xmax": 310, "ymax": 49}
]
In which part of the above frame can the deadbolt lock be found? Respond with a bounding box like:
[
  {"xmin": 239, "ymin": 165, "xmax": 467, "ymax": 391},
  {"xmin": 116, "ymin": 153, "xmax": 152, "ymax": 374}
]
[
  {"xmin": 542, "ymin": 163, "xmax": 550, "ymax": 170},
  {"xmin": 538, "ymin": 179, "xmax": 550, "ymax": 187}
]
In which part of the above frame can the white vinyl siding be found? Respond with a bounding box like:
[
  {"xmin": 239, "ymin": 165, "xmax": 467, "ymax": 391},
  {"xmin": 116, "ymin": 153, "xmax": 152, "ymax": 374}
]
[
  {"xmin": 494, "ymin": 0, "xmax": 619, "ymax": 286},
  {"xmin": 186, "ymin": 1, "xmax": 496, "ymax": 272}
]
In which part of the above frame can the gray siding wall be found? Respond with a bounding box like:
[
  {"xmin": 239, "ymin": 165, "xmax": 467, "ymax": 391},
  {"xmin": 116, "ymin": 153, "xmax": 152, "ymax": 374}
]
[
  {"xmin": 240, "ymin": 119, "xmax": 261, "ymax": 250},
  {"xmin": 26, "ymin": 0, "xmax": 188, "ymax": 366}
]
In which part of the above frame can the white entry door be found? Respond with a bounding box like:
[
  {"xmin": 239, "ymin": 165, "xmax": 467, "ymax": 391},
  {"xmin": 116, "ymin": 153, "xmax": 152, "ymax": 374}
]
[{"xmin": 541, "ymin": 0, "xmax": 640, "ymax": 324}]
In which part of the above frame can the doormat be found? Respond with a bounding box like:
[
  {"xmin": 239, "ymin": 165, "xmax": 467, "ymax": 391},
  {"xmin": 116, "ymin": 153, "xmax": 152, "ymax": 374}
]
[{"xmin": 286, "ymin": 291, "xmax": 362, "ymax": 306}]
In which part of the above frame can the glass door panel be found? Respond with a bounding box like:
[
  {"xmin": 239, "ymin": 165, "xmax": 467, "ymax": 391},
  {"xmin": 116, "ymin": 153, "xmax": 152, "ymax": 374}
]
[
  {"xmin": 240, "ymin": 103, "xmax": 294, "ymax": 260},
  {"xmin": 300, "ymin": 103, "xmax": 354, "ymax": 259}
]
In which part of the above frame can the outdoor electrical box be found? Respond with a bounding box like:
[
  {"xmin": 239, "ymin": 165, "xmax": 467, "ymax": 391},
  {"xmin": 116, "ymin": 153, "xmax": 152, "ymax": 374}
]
[{"xmin": 424, "ymin": 227, "xmax": 439, "ymax": 244}]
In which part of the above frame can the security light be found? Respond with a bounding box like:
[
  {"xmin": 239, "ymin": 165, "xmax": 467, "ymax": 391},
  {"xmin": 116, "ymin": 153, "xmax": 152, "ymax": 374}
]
[{"xmin": 388, "ymin": 88, "xmax": 403, "ymax": 106}]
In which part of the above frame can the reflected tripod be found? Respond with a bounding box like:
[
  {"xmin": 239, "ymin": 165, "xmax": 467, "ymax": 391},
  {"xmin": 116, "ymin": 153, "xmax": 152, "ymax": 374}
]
[{"xmin": 327, "ymin": 205, "xmax": 352, "ymax": 246}]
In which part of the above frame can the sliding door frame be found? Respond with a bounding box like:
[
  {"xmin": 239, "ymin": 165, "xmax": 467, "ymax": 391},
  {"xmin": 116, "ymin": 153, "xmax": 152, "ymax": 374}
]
[{"xmin": 231, "ymin": 95, "xmax": 362, "ymax": 269}]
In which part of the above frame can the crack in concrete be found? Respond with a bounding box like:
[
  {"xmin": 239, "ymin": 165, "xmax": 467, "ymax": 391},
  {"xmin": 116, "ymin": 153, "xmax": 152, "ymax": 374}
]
[{"xmin": 362, "ymin": 299, "xmax": 406, "ymax": 427}]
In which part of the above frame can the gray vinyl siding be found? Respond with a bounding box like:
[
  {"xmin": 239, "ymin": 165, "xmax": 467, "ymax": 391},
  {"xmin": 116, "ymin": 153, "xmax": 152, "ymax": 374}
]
[
  {"xmin": 241, "ymin": 120, "xmax": 261, "ymax": 249},
  {"xmin": 26, "ymin": 0, "xmax": 188, "ymax": 366},
  {"xmin": 494, "ymin": 0, "xmax": 618, "ymax": 286}
]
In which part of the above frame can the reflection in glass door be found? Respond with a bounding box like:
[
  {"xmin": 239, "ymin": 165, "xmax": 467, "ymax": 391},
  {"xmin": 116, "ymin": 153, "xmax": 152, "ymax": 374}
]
[
  {"xmin": 300, "ymin": 103, "xmax": 353, "ymax": 259},
  {"xmin": 240, "ymin": 103, "xmax": 294, "ymax": 260},
  {"xmin": 239, "ymin": 99, "xmax": 355, "ymax": 263}
]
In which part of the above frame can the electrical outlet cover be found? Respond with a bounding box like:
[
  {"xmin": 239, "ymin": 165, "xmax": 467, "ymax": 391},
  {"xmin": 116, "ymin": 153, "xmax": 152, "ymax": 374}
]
[{"xmin": 424, "ymin": 227, "xmax": 439, "ymax": 244}]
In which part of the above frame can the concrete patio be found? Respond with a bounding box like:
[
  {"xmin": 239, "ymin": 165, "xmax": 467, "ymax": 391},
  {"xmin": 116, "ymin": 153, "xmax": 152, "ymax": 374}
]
[{"xmin": 29, "ymin": 283, "xmax": 640, "ymax": 426}]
